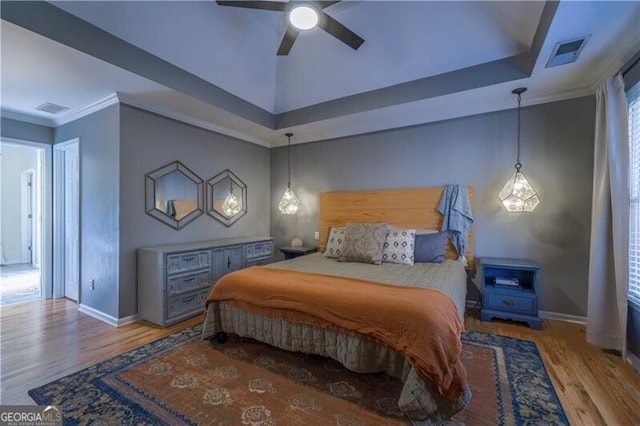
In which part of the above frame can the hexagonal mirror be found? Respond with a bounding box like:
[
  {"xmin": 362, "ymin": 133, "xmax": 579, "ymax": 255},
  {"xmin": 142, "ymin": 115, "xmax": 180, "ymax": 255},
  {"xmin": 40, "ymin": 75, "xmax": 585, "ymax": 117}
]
[
  {"xmin": 145, "ymin": 161, "xmax": 204, "ymax": 230},
  {"xmin": 206, "ymin": 169, "xmax": 247, "ymax": 227}
]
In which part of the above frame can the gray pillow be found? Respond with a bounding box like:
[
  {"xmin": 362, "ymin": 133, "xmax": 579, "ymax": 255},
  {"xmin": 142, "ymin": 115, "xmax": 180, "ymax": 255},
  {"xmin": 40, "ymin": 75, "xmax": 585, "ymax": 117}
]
[
  {"xmin": 414, "ymin": 232, "xmax": 446, "ymax": 263},
  {"xmin": 338, "ymin": 223, "xmax": 388, "ymax": 265}
]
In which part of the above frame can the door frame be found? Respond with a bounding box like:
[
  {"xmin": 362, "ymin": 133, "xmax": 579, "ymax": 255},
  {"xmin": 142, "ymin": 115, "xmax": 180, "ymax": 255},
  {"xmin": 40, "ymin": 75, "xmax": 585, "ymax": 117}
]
[
  {"xmin": 0, "ymin": 137, "xmax": 52, "ymax": 298},
  {"xmin": 53, "ymin": 138, "xmax": 80, "ymax": 300},
  {"xmin": 20, "ymin": 169, "xmax": 36, "ymax": 264}
]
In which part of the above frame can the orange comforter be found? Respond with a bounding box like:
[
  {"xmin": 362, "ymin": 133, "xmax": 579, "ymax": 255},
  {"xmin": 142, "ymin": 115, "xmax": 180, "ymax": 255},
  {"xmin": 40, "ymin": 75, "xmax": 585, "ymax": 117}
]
[{"xmin": 205, "ymin": 266, "xmax": 467, "ymax": 401}]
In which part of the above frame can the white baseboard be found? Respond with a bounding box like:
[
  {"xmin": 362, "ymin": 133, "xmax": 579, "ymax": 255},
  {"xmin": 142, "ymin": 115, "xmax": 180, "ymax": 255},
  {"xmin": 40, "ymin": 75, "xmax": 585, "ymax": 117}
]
[
  {"xmin": 466, "ymin": 299, "xmax": 587, "ymax": 324},
  {"xmin": 465, "ymin": 300, "xmax": 482, "ymax": 310},
  {"xmin": 625, "ymin": 350, "xmax": 640, "ymax": 374},
  {"xmin": 539, "ymin": 310, "xmax": 586, "ymax": 324},
  {"xmin": 78, "ymin": 304, "xmax": 139, "ymax": 327},
  {"xmin": 117, "ymin": 313, "xmax": 140, "ymax": 327}
]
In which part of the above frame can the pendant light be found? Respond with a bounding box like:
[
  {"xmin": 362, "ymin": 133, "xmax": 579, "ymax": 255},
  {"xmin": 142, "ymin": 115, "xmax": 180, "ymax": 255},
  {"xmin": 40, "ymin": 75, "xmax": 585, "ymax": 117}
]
[
  {"xmin": 278, "ymin": 133, "xmax": 300, "ymax": 215},
  {"xmin": 498, "ymin": 88, "xmax": 540, "ymax": 212},
  {"xmin": 221, "ymin": 178, "xmax": 241, "ymax": 218}
]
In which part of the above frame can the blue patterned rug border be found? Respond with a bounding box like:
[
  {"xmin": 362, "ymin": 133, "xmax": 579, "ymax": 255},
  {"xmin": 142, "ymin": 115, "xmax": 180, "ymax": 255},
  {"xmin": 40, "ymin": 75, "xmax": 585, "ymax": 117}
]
[
  {"xmin": 29, "ymin": 325, "xmax": 568, "ymax": 425},
  {"xmin": 462, "ymin": 330, "xmax": 569, "ymax": 425},
  {"xmin": 29, "ymin": 324, "xmax": 203, "ymax": 425}
]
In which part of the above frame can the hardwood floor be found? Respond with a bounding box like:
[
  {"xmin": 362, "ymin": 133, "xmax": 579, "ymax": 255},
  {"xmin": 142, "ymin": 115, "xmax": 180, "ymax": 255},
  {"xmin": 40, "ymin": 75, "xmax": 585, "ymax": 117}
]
[{"xmin": 1, "ymin": 299, "xmax": 639, "ymax": 425}]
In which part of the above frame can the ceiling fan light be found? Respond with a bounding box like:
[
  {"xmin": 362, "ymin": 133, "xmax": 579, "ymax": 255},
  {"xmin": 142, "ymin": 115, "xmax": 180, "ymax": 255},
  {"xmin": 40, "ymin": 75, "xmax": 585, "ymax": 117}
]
[{"xmin": 289, "ymin": 5, "xmax": 318, "ymax": 30}]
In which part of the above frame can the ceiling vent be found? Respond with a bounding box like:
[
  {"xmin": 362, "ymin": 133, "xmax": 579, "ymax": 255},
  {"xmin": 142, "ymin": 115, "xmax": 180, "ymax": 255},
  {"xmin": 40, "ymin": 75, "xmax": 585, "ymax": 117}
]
[
  {"xmin": 35, "ymin": 102, "xmax": 70, "ymax": 114},
  {"xmin": 546, "ymin": 35, "xmax": 590, "ymax": 68}
]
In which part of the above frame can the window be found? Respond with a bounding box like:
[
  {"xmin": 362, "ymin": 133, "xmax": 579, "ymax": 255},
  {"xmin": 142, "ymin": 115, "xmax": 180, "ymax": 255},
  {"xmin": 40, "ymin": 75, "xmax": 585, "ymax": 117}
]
[{"xmin": 629, "ymin": 81, "xmax": 640, "ymax": 307}]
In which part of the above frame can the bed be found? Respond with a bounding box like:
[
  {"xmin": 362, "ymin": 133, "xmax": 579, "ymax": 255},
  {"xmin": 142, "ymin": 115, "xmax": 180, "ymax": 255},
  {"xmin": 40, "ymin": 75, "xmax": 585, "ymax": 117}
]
[{"xmin": 202, "ymin": 186, "xmax": 474, "ymax": 423}]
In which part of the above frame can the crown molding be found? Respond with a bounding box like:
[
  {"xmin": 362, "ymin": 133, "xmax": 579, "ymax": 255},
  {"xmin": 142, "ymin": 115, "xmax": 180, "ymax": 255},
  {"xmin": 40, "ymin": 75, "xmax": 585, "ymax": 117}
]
[
  {"xmin": 525, "ymin": 86, "xmax": 594, "ymax": 107},
  {"xmin": 594, "ymin": 19, "xmax": 640, "ymax": 83},
  {"xmin": 115, "ymin": 92, "xmax": 271, "ymax": 148},
  {"xmin": 3, "ymin": 92, "xmax": 271, "ymax": 147},
  {"xmin": 2, "ymin": 85, "xmax": 593, "ymax": 148},
  {"xmin": 54, "ymin": 93, "xmax": 120, "ymax": 126},
  {"xmin": 1, "ymin": 108, "xmax": 55, "ymax": 127}
]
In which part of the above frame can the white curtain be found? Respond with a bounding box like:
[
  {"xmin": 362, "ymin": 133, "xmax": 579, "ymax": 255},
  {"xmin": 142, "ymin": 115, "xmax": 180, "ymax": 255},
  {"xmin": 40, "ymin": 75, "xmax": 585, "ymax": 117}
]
[{"xmin": 587, "ymin": 74, "xmax": 630, "ymax": 351}]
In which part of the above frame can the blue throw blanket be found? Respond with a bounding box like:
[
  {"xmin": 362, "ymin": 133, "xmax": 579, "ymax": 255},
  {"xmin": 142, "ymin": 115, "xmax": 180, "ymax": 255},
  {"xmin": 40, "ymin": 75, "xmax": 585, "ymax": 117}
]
[{"xmin": 437, "ymin": 185, "xmax": 474, "ymax": 264}]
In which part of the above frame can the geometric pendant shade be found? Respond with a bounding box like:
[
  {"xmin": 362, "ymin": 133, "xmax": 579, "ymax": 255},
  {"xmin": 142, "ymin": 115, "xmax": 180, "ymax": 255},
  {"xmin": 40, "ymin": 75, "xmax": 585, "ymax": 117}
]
[
  {"xmin": 498, "ymin": 169, "xmax": 541, "ymax": 212},
  {"xmin": 222, "ymin": 186, "xmax": 242, "ymax": 217},
  {"xmin": 278, "ymin": 187, "xmax": 300, "ymax": 215}
]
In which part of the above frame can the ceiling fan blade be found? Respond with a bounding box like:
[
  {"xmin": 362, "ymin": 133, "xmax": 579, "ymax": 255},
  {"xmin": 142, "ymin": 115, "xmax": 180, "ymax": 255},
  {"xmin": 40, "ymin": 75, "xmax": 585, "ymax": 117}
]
[
  {"xmin": 317, "ymin": 11, "xmax": 364, "ymax": 50},
  {"xmin": 313, "ymin": 1, "xmax": 342, "ymax": 9},
  {"xmin": 216, "ymin": 1, "xmax": 288, "ymax": 12},
  {"xmin": 277, "ymin": 25, "xmax": 299, "ymax": 56}
]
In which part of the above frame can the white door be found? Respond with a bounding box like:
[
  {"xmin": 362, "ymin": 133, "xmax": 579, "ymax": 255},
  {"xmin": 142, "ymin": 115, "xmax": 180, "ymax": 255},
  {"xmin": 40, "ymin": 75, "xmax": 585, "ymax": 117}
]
[{"xmin": 63, "ymin": 143, "xmax": 79, "ymax": 301}]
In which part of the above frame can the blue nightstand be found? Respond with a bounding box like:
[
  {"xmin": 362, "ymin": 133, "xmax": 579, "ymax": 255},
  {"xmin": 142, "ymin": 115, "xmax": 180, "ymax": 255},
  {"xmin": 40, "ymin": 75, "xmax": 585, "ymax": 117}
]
[
  {"xmin": 479, "ymin": 257, "xmax": 542, "ymax": 330},
  {"xmin": 279, "ymin": 246, "xmax": 318, "ymax": 260}
]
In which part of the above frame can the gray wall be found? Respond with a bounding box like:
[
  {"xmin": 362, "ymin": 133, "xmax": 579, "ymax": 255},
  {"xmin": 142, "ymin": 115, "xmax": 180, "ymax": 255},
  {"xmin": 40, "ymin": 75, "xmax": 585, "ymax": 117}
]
[
  {"xmin": 118, "ymin": 105, "xmax": 270, "ymax": 318},
  {"xmin": 270, "ymin": 96, "xmax": 595, "ymax": 317},
  {"xmin": 50, "ymin": 104, "xmax": 270, "ymax": 320},
  {"xmin": 1, "ymin": 117, "xmax": 53, "ymax": 144},
  {"xmin": 55, "ymin": 105, "xmax": 121, "ymax": 318}
]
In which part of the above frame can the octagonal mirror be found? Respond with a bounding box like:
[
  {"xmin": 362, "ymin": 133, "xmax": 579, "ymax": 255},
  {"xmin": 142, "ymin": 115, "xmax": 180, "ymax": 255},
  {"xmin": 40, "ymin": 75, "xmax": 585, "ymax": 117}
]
[
  {"xmin": 207, "ymin": 169, "xmax": 247, "ymax": 227},
  {"xmin": 145, "ymin": 161, "xmax": 203, "ymax": 230}
]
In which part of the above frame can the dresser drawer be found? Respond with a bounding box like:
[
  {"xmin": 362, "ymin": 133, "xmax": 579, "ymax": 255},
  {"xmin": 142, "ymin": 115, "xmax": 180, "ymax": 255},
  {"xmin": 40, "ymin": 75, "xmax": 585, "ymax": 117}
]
[
  {"xmin": 485, "ymin": 292, "xmax": 536, "ymax": 315},
  {"xmin": 246, "ymin": 241, "xmax": 273, "ymax": 260},
  {"xmin": 167, "ymin": 250, "xmax": 210, "ymax": 274},
  {"xmin": 167, "ymin": 289, "xmax": 209, "ymax": 320},
  {"xmin": 167, "ymin": 271, "xmax": 211, "ymax": 296},
  {"xmin": 246, "ymin": 256, "xmax": 272, "ymax": 267}
]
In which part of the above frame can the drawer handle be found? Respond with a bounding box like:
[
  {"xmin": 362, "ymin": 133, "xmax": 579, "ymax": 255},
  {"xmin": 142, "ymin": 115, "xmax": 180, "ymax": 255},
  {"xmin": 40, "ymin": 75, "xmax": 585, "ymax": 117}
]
[
  {"xmin": 183, "ymin": 277, "xmax": 196, "ymax": 283},
  {"xmin": 502, "ymin": 299, "xmax": 516, "ymax": 306},
  {"xmin": 183, "ymin": 297, "xmax": 195, "ymax": 303}
]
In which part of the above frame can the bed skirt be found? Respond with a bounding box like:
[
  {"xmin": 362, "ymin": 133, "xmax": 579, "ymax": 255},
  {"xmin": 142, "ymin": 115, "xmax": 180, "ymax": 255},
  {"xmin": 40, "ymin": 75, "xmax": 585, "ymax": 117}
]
[{"xmin": 202, "ymin": 303, "xmax": 471, "ymax": 424}]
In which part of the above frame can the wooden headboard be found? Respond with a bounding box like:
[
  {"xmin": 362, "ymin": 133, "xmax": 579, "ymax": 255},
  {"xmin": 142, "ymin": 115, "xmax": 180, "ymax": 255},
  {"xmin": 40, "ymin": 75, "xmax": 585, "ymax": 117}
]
[{"xmin": 318, "ymin": 186, "xmax": 474, "ymax": 267}]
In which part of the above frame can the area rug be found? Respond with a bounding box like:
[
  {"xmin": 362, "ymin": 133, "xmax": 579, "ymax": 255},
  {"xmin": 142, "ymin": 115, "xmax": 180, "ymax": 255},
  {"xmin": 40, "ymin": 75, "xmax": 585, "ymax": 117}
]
[{"xmin": 29, "ymin": 324, "xmax": 568, "ymax": 425}]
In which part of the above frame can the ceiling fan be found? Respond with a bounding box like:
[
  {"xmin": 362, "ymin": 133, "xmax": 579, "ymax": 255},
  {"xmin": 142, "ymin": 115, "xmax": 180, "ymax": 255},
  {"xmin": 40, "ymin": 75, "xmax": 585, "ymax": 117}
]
[{"xmin": 216, "ymin": 1, "xmax": 365, "ymax": 56}]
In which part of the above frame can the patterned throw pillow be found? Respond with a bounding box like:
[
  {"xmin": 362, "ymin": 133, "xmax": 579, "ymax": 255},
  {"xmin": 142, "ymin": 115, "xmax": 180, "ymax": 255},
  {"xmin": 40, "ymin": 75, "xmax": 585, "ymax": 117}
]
[
  {"xmin": 338, "ymin": 223, "xmax": 388, "ymax": 265},
  {"xmin": 382, "ymin": 226, "xmax": 416, "ymax": 265},
  {"xmin": 323, "ymin": 226, "xmax": 346, "ymax": 258}
]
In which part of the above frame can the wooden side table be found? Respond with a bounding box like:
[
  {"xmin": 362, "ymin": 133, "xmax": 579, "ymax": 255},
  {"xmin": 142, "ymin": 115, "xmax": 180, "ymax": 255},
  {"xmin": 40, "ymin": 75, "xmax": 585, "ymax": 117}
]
[
  {"xmin": 479, "ymin": 257, "xmax": 542, "ymax": 330},
  {"xmin": 279, "ymin": 246, "xmax": 318, "ymax": 260}
]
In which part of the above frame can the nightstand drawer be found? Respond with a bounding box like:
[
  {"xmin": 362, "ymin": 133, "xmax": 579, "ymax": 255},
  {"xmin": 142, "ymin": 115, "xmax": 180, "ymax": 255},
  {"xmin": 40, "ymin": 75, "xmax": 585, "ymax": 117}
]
[{"xmin": 485, "ymin": 292, "xmax": 536, "ymax": 315}]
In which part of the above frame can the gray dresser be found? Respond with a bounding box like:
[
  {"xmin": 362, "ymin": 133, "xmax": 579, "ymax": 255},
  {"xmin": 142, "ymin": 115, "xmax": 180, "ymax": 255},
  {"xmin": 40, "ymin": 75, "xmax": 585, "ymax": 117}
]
[{"xmin": 138, "ymin": 236, "xmax": 273, "ymax": 326}]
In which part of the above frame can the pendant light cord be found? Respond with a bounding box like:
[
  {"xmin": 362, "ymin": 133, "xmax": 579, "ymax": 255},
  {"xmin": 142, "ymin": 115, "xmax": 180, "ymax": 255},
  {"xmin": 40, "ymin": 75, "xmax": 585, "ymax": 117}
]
[
  {"xmin": 286, "ymin": 133, "xmax": 293, "ymax": 189},
  {"xmin": 516, "ymin": 91, "xmax": 522, "ymax": 170},
  {"xmin": 511, "ymin": 87, "xmax": 527, "ymax": 171}
]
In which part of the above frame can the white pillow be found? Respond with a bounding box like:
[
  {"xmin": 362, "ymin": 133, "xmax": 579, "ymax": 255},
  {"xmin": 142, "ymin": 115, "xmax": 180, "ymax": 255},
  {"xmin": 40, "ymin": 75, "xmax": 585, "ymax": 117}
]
[
  {"xmin": 323, "ymin": 227, "xmax": 346, "ymax": 258},
  {"xmin": 382, "ymin": 226, "xmax": 416, "ymax": 265},
  {"xmin": 415, "ymin": 229, "xmax": 438, "ymax": 235}
]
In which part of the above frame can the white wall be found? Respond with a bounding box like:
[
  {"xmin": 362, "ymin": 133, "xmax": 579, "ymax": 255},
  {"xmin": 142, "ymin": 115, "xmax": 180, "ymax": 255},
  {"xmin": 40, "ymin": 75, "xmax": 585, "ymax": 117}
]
[{"xmin": 0, "ymin": 143, "xmax": 38, "ymax": 264}]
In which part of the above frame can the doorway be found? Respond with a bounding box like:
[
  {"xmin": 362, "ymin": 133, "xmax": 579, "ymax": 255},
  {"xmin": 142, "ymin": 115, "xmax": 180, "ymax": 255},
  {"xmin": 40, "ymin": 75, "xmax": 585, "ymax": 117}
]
[
  {"xmin": 54, "ymin": 139, "xmax": 80, "ymax": 301},
  {"xmin": 0, "ymin": 141, "xmax": 48, "ymax": 306}
]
